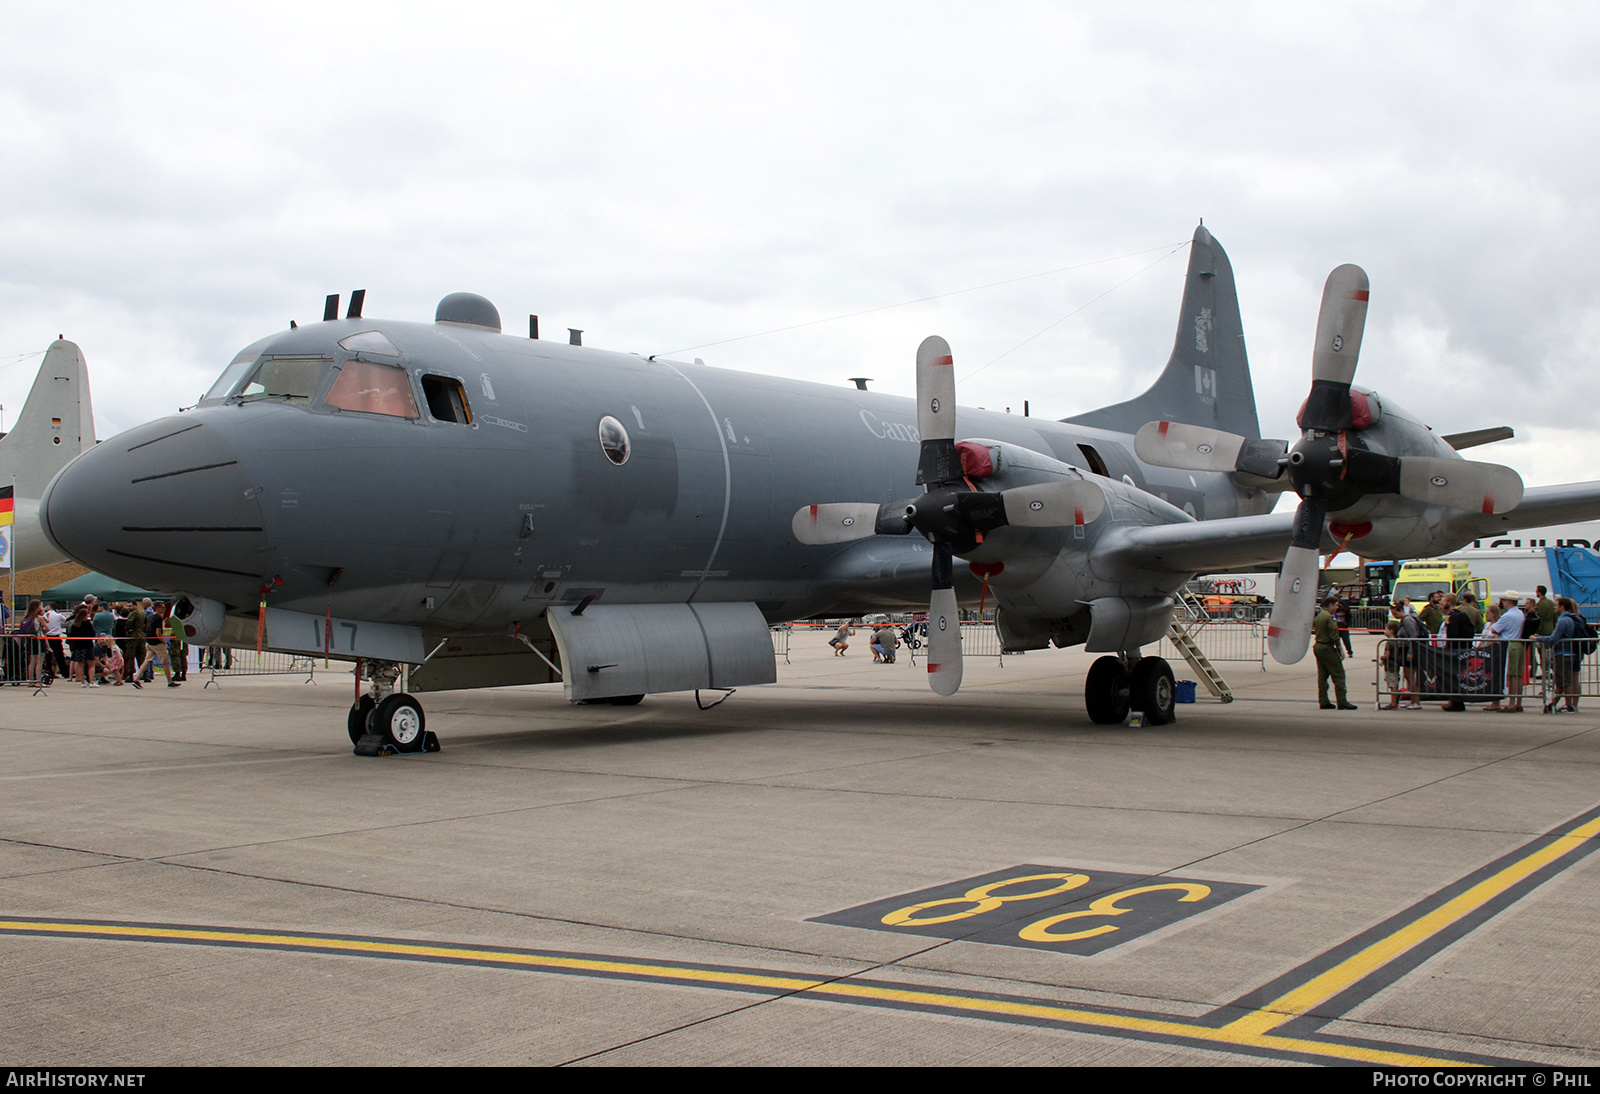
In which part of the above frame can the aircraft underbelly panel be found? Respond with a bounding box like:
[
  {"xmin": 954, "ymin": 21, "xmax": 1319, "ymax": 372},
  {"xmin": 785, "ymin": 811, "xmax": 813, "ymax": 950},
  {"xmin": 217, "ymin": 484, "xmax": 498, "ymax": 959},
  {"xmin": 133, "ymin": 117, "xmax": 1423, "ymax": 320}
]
[
  {"xmin": 545, "ymin": 601, "xmax": 776, "ymax": 701},
  {"xmin": 261, "ymin": 607, "xmax": 426, "ymax": 663}
]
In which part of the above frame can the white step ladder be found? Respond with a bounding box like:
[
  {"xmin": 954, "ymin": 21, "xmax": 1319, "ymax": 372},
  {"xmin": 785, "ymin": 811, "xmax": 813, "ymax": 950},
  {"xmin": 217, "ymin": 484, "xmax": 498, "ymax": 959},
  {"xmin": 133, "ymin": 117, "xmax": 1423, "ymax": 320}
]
[{"xmin": 1170, "ymin": 591, "xmax": 1234, "ymax": 703}]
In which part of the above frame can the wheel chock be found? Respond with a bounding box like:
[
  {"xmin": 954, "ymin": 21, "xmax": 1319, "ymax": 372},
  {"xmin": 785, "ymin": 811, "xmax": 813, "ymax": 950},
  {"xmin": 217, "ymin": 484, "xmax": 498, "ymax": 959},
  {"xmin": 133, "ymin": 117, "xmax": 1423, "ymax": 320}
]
[{"xmin": 353, "ymin": 731, "xmax": 441, "ymax": 756}]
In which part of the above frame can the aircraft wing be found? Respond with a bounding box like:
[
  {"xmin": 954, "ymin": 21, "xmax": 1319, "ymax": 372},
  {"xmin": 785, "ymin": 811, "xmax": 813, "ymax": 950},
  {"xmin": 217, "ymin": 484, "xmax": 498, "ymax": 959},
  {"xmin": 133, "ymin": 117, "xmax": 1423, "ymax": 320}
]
[
  {"xmin": 1443, "ymin": 480, "xmax": 1600, "ymax": 543},
  {"xmin": 1092, "ymin": 512, "xmax": 1294, "ymax": 578}
]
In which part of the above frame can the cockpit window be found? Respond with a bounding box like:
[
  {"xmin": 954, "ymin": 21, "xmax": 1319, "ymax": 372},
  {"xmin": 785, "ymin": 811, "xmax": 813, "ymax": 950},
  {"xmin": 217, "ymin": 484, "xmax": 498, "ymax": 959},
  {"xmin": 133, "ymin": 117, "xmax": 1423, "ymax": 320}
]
[
  {"xmin": 204, "ymin": 347, "xmax": 265, "ymax": 403},
  {"xmin": 235, "ymin": 357, "xmax": 333, "ymax": 403},
  {"xmin": 338, "ymin": 330, "xmax": 402, "ymax": 357},
  {"xmin": 421, "ymin": 375, "xmax": 472, "ymax": 424},
  {"xmin": 322, "ymin": 359, "xmax": 420, "ymax": 419}
]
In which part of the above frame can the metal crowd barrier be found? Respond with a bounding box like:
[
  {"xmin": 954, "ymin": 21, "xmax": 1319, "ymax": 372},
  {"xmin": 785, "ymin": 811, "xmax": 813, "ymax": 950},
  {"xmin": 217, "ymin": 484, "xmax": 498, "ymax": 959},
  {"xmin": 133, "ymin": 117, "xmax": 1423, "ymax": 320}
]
[
  {"xmin": 959, "ymin": 621, "xmax": 1003, "ymax": 662},
  {"xmin": 0, "ymin": 633, "xmax": 49, "ymax": 690},
  {"xmin": 771, "ymin": 625, "xmax": 791, "ymax": 664},
  {"xmin": 1349, "ymin": 606, "xmax": 1392, "ymax": 632},
  {"xmin": 900, "ymin": 622, "xmax": 1002, "ymax": 666},
  {"xmin": 1371, "ymin": 635, "xmax": 1597, "ymax": 711},
  {"xmin": 1158, "ymin": 620, "xmax": 1268, "ymax": 671},
  {"xmin": 202, "ymin": 648, "xmax": 317, "ymax": 687},
  {"xmin": 784, "ymin": 619, "xmax": 1001, "ymax": 668}
]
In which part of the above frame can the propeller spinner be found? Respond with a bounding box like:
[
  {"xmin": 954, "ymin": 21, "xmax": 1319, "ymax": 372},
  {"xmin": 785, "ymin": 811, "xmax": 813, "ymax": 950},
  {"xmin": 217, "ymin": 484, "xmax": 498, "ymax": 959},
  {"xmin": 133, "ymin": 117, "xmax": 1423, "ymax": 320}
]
[{"xmin": 793, "ymin": 336, "xmax": 1104, "ymax": 696}]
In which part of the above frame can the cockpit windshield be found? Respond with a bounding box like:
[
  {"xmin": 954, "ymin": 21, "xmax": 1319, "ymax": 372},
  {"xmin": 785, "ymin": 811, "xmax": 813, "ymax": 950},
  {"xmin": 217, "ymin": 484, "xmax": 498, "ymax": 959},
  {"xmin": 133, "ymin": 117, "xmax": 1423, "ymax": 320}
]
[
  {"xmin": 234, "ymin": 357, "xmax": 333, "ymax": 403},
  {"xmin": 203, "ymin": 346, "xmax": 266, "ymax": 403}
]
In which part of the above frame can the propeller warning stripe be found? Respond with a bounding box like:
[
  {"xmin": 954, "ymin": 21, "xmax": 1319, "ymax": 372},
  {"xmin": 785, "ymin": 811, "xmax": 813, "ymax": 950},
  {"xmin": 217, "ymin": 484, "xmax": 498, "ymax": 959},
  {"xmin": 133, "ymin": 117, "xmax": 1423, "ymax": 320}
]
[
  {"xmin": 930, "ymin": 356, "xmax": 953, "ymax": 366},
  {"xmin": 1350, "ymin": 290, "xmax": 1370, "ymax": 301}
]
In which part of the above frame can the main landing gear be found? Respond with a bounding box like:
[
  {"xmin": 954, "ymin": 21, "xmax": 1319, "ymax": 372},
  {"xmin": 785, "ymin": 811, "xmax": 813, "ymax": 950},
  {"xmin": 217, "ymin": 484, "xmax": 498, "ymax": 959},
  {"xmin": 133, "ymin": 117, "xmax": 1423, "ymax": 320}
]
[
  {"xmin": 349, "ymin": 659, "xmax": 439, "ymax": 755},
  {"xmin": 1085, "ymin": 654, "xmax": 1176, "ymax": 726}
]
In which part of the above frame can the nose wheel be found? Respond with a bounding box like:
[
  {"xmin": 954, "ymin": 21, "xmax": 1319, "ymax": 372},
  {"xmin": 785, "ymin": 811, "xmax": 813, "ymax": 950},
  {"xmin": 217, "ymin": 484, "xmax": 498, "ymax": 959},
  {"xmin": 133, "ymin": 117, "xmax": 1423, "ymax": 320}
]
[{"xmin": 351, "ymin": 659, "xmax": 438, "ymax": 755}]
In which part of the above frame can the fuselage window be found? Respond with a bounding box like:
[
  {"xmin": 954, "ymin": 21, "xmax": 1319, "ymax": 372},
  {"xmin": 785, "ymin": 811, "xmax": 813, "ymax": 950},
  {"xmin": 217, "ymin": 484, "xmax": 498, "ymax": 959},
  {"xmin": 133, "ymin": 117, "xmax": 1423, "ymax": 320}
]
[
  {"xmin": 598, "ymin": 415, "xmax": 630, "ymax": 465},
  {"xmin": 323, "ymin": 359, "xmax": 420, "ymax": 419},
  {"xmin": 236, "ymin": 357, "xmax": 333, "ymax": 403},
  {"xmin": 422, "ymin": 375, "xmax": 473, "ymax": 425}
]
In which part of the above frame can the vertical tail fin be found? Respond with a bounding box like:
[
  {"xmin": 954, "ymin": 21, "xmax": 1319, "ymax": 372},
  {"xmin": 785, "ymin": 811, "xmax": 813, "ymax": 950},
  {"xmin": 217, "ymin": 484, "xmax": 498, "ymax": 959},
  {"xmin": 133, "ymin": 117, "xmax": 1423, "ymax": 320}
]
[
  {"xmin": 1, "ymin": 338, "xmax": 97, "ymax": 498},
  {"xmin": 1061, "ymin": 224, "xmax": 1261, "ymax": 440}
]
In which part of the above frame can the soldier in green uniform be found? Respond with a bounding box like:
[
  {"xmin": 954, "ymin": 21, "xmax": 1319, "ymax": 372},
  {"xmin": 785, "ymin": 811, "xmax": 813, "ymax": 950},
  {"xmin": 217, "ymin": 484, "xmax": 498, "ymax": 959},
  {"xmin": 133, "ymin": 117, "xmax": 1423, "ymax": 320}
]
[
  {"xmin": 1315, "ymin": 596, "xmax": 1357, "ymax": 709},
  {"xmin": 1536, "ymin": 585, "xmax": 1558, "ymax": 677},
  {"xmin": 1460, "ymin": 590, "xmax": 1484, "ymax": 634},
  {"xmin": 1418, "ymin": 591, "xmax": 1445, "ymax": 636}
]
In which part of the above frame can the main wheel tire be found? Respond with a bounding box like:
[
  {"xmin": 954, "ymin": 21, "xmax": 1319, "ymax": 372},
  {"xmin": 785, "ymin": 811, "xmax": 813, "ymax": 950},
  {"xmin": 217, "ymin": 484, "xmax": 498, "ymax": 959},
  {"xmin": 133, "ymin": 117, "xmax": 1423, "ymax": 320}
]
[
  {"xmin": 369, "ymin": 693, "xmax": 426, "ymax": 752},
  {"xmin": 1129, "ymin": 656, "xmax": 1176, "ymax": 725},
  {"xmin": 348, "ymin": 695, "xmax": 375, "ymax": 745},
  {"xmin": 1085, "ymin": 656, "xmax": 1131, "ymax": 724},
  {"xmin": 607, "ymin": 694, "xmax": 645, "ymax": 706}
]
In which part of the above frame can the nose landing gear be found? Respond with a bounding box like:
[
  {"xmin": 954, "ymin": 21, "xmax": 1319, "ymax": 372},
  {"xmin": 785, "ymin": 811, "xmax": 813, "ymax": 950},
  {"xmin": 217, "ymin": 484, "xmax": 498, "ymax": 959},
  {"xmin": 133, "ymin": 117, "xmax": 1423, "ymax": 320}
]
[{"xmin": 350, "ymin": 659, "xmax": 438, "ymax": 755}]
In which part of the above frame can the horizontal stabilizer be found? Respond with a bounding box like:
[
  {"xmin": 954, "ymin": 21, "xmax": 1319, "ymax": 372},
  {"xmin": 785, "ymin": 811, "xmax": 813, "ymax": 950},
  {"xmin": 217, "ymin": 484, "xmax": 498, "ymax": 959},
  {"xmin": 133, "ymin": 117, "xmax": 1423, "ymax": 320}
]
[{"xmin": 1441, "ymin": 426, "xmax": 1514, "ymax": 451}]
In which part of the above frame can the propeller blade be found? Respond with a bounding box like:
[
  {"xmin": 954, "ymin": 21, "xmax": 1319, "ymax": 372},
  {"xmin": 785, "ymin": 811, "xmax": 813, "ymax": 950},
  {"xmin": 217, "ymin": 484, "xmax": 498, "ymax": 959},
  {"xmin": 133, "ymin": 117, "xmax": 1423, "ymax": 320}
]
[
  {"xmin": 1134, "ymin": 421, "xmax": 1247, "ymax": 472},
  {"xmin": 1397, "ymin": 457, "xmax": 1524, "ymax": 514},
  {"xmin": 1266, "ymin": 497, "xmax": 1327, "ymax": 665},
  {"xmin": 791, "ymin": 503, "xmax": 881, "ymax": 545},
  {"xmin": 927, "ymin": 543, "xmax": 963, "ymax": 696},
  {"xmin": 1311, "ymin": 264, "xmax": 1370, "ymax": 387},
  {"xmin": 1302, "ymin": 264, "xmax": 1369, "ymax": 432},
  {"xmin": 1135, "ymin": 422, "xmax": 1287, "ymax": 480},
  {"xmin": 1000, "ymin": 479, "xmax": 1106, "ymax": 527},
  {"xmin": 915, "ymin": 335, "xmax": 958, "ymax": 486}
]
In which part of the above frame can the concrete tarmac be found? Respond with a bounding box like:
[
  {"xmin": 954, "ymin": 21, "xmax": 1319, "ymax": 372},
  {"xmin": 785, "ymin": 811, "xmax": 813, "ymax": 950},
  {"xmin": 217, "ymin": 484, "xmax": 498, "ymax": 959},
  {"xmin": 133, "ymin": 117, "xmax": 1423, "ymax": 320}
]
[{"xmin": 3, "ymin": 632, "xmax": 1599, "ymax": 1067}]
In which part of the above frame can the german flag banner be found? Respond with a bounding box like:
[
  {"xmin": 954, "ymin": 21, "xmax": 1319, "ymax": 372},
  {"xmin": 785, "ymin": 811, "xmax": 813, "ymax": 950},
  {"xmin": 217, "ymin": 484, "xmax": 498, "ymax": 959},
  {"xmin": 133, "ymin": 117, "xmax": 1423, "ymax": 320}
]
[{"xmin": 0, "ymin": 484, "xmax": 12, "ymax": 527}]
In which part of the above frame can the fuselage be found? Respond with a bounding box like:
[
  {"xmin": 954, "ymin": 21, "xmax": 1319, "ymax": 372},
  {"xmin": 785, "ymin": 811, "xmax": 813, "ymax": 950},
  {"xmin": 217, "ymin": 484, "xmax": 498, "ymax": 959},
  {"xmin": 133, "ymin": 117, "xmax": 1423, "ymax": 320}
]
[{"xmin": 41, "ymin": 314, "xmax": 1273, "ymax": 634}]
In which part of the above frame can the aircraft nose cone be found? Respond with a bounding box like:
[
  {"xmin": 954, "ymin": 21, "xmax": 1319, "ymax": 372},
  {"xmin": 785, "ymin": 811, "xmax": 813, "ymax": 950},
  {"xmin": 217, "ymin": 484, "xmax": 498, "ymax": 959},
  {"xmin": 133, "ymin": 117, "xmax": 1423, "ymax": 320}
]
[{"xmin": 42, "ymin": 416, "xmax": 268, "ymax": 598}]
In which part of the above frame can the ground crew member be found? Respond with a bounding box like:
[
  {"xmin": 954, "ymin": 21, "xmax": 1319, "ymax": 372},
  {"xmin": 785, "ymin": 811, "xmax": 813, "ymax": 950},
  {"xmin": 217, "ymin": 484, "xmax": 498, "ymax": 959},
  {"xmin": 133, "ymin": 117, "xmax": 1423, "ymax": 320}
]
[{"xmin": 1315, "ymin": 596, "xmax": 1357, "ymax": 710}]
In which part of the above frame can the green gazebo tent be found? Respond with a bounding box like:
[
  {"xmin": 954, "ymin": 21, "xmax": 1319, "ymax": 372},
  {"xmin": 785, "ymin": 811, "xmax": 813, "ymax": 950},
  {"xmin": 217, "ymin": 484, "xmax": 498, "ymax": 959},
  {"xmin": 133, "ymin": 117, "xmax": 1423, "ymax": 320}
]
[{"xmin": 36, "ymin": 572, "xmax": 169, "ymax": 604}]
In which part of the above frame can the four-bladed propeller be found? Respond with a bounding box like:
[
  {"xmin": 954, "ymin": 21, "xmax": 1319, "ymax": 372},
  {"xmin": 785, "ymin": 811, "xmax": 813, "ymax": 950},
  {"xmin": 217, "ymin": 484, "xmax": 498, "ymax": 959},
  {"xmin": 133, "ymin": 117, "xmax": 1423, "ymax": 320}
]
[
  {"xmin": 1265, "ymin": 265, "xmax": 1523, "ymax": 663},
  {"xmin": 1134, "ymin": 263, "xmax": 1525, "ymax": 663},
  {"xmin": 793, "ymin": 335, "xmax": 1105, "ymax": 695}
]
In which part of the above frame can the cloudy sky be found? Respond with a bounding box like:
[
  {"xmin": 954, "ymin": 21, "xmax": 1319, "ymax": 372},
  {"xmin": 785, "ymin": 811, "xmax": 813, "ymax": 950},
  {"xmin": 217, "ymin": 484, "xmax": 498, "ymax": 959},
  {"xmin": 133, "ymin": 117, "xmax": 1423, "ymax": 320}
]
[{"xmin": 3, "ymin": 2, "xmax": 1597, "ymax": 494}]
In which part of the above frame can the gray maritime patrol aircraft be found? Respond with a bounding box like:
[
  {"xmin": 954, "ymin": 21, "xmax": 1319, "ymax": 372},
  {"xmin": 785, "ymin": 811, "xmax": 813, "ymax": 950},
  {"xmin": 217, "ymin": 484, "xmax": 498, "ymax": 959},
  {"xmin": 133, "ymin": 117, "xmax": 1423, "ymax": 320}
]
[{"xmin": 37, "ymin": 226, "xmax": 1600, "ymax": 750}]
